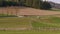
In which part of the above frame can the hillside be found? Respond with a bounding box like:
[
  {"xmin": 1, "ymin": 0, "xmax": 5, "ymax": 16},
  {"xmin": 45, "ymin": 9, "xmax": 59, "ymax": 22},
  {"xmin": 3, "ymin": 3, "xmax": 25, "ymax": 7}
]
[
  {"xmin": 0, "ymin": 7, "xmax": 60, "ymax": 16},
  {"xmin": 0, "ymin": 7, "xmax": 60, "ymax": 34}
]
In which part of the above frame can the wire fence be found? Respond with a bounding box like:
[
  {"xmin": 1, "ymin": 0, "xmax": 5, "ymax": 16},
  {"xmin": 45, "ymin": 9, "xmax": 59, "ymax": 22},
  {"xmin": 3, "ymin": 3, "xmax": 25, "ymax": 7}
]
[
  {"xmin": 0, "ymin": 6, "xmax": 20, "ymax": 17},
  {"xmin": 0, "ymin": 0, "xmax": 24, "ymax": 17}
]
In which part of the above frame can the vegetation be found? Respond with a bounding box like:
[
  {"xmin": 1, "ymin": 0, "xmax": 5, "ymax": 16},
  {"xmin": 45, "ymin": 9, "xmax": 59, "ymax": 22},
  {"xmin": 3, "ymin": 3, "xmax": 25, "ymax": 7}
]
[
  {"xmin": 0, "ymin": 14, "xmax": 59, "ymax": 34},
  {"xmin": 0, "ymin": 0, "xmax": 52, "ymax": 10},
  {"xmin": 0, "ymin": 14, "xmax": 17, "ymax": 17},
  {"xmin": 0, "ymin": 16, "xmax": 60, "ymax": 28},
  {"xmin": 0, "ymin": 30, "xmax": 60, "ymax": 34},
  {"xmin": 0, "ymin": 17, "xmax": 30, "ymax": 28},
  {"xmin": 0, "ymin": 1, "xmax": 18, "ymax": 7},
  {"xmin": 40, "ymin": 1, "xmax": 52, "ymax": 10},
  {"xmin": 25, "ymin": 0, "xmax": 42, "ymax": 8},
  {"xmin": 0, "ymin": 16, "xmax": 60, "ymax": 34}
]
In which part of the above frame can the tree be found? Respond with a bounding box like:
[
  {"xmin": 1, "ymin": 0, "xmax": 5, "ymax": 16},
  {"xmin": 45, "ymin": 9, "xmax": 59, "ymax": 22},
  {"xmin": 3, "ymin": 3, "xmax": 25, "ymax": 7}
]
[
  {"xmin": 40, "ymin": 1, "xmax": 52, "ymax": 10},
  {"xmin": 25, "ymin": 0, "xmax": 42, "ymax": 8}
]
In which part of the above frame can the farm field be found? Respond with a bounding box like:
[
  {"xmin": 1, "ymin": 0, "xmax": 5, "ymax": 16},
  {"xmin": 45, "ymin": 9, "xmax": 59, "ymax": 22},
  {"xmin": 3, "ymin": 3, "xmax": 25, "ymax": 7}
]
[
  {"xmin": 0, "ymin": 16, "xmax": 60, "ymax": 30},
  {"xmin": 0, "ymin": 7, "xmax": 60, "ymax": 34},
  {"xmin": 0, "ymin": 16, "xmax": 60, "ymax": 34}
]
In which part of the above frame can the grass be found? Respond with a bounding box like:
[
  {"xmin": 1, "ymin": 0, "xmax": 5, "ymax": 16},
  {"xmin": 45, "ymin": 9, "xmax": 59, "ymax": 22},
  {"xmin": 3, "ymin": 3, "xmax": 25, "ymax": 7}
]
[
  {"xmin": 0, "ymin": 16, "xmax": 60, "ymax": 34},
  {"xmin": 0, "ymin": 30, "xmax": 60, "ymax": 34},
  {"xmin": 0, "ymin": 16, "xmax": 60, "ymax": 28},
  {"xmin": 0, "ymin": 17, "xmax": 31, "ymax": 28},
  {"xmin": 0, "ymin": 14, "xmax": 17, "ymax": 17},
  {"xmin": 32, "ymin": 16, "xmax": 60, "ymax": 28},
  {"xmin": 49, "ymin": 8, "xmax": 60, "ymax": 11}
]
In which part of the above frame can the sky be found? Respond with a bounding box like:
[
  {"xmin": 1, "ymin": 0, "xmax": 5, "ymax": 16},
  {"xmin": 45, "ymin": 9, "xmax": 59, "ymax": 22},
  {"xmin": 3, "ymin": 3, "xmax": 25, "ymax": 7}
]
[{"xmin": 43, "ymin": 0, "xmax": 60, "ymax": 4}]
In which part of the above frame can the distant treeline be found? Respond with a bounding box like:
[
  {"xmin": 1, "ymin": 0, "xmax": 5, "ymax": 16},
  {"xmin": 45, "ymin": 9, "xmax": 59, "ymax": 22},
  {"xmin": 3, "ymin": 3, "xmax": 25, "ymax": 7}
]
[
  {"xmin": 0, "ymin": 0, "xmax": 42, "ymax": 7},
  {"xmin": 0, "ymin": 1, "xmax": 20, "ymax": 7},
  {"xmin": 0, "ymin": 0, "xmax": 52, "ymax": 10}
]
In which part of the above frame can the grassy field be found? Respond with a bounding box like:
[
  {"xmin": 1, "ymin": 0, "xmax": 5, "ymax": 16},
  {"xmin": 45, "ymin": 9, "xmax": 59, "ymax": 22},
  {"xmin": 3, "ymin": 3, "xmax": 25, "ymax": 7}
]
[
  {"xmin": 0, "ymin": 16, "xmax": 60, "ymax": 28},
  {"xmin": 0, "ymin": 17, "xmax": 31, "ymax": 28},
  {"xmin": 0, "ymin": 30, "xmax": 60, "ymax": 34},
  {"xmin": 0, "ymin": 16, "xmax": 60, "ymax": 34},
  {"xmin": 0, "ymin": 6, "xmax": 60, "ymax": 34}
]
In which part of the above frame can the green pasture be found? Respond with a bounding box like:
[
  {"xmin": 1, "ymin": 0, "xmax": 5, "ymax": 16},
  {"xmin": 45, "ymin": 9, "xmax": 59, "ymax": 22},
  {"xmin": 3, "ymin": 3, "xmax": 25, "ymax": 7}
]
[
  {"xmin": 0, "ymin": 30, "xmax": 60, "ymax": 34},
  {"xmin": 0, "ymin": 16, "xmax": 60, "ymax": 28},
  {"xmin": 0, "ymin": 16, "xmax": 60, "ymax": 34}
]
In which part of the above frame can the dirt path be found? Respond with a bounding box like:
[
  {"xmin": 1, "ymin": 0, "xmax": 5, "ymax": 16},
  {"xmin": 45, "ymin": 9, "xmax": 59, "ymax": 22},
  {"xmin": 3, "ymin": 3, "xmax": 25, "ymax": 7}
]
[{"xmin": 0, "ymin": 6, "xmax": 60, "ymax": 16}]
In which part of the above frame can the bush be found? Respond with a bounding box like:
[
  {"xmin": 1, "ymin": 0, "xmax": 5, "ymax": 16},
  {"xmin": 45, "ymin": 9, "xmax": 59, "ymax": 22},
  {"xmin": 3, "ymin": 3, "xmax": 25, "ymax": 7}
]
[
  {"xmin": 7, "ymin": 1, "xmax": 17, "ymax": 6},
  {"xmin": 0, "ymin": 1, "xmax": 7, "ymax": 7},
  {"xmin": 18, "ymin": 2, "xmax": 26, "ymax": 6},
  {"xmin": 40, "ymin": 1, "xmax": 52, "ymax": 10},
  {"xmin": 0, "ymin": 1, "xmax": 18, "ymax": 7},
  {"xmin": 0, "ymin": 1, "xmax": 26, "ymax": 7}
]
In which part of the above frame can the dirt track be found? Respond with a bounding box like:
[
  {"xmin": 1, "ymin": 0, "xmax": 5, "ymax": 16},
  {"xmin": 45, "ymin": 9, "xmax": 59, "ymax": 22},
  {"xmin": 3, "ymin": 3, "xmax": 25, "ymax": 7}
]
[{"xmin": 0, "ymin": 6, "xmax": 60, "ymax": 16}]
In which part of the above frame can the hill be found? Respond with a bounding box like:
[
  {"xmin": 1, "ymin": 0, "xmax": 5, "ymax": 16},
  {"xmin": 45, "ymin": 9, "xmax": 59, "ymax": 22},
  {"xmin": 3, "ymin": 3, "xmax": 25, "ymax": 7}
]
[{"xmin": 0, "ymin": 6, "xmax": 60, "ymax": 16}]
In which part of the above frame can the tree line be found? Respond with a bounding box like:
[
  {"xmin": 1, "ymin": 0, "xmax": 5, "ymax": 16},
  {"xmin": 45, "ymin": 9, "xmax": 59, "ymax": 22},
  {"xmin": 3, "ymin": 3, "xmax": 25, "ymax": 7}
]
[{"xmin": 0, "ymin": 0, "xmax": 52, "ymax": 10}]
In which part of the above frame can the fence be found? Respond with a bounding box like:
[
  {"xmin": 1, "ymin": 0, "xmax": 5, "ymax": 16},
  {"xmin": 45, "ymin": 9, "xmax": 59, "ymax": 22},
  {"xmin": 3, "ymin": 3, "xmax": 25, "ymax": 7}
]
[{"xmin": 0, "ymin": 6, "xmax": 20, "ymax": 17}]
